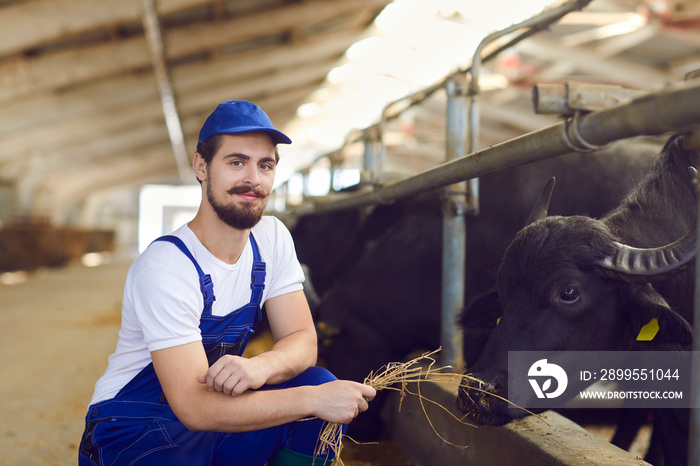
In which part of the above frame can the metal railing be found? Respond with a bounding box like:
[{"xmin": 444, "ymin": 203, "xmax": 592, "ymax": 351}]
[
  {"xmin": 275, "ymin": 0, "xmax": 594, "ymax": 205},
  {"xmin": 288, "ymin": 81, "xmax": 700, "ymax": 216}
]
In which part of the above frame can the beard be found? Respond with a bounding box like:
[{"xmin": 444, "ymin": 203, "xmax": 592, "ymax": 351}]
[{"xmin": 207, "ymin": 180, "xmax": 268, "ymax": 230}]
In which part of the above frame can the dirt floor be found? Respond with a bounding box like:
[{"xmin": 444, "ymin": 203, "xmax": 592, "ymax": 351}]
[
  {"xmin": 0, "ymin": 257, "xmax": 645, "ymax": 466},
  {"xmin": 0, "ymin": 258, "xmax": 128, "ymax": 466}
]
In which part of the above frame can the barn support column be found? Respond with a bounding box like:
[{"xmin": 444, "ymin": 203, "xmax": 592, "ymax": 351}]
[
  {"xmin": 141, "ymin": 0, "xmax": 191, "ymax": 184},
  {"xmin": 14, "ymin": 168, "xmax": 43, "ymax": 219},
  {"xmin": 441, "ymin": 75, "xmax": 466, "ymax": 369},
  {"xmin": 0, "ymin": 178, "xmax": 16, "ymax": 224}
]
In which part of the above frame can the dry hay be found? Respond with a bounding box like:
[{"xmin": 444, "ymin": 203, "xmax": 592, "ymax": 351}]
[{"xmin": 313, "ymin": 348, "xmax": 544, "ymax": 465}]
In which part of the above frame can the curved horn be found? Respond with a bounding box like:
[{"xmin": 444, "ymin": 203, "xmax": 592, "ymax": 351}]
[
  {"xmin": 525, "ymin": 177, "xmax": 556, "ymax": 226},
  {"xmin": 596, "ymin": 230, "xmax": 696, "ymax": 282},
  {"xmin": 598, "ymin": 164, "xmax": 698, "ymax": 282}
]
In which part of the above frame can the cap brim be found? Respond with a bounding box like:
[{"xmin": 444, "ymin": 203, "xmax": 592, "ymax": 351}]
[{"xmin": 219, "ymin": 126, "xmax": 292, "ymax": 145}]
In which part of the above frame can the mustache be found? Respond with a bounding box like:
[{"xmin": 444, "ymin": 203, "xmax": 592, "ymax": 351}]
[{"xmin": 227, "ymin": 185, "xmax": 267, "ymax": 197}]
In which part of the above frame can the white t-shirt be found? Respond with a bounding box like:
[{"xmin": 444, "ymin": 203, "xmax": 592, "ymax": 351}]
[{"xmin": 90, "ymin": 216, "xmax": 305, "ymax": 406}]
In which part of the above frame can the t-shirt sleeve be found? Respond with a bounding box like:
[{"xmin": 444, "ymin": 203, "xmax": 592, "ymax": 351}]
[
  {"xmin": 262, "ymin": 217, "xmax": 305, "ymax": 300},
  {"xmin": 127, "ymin": 246, "xmax": 204, "ymax": 352}
]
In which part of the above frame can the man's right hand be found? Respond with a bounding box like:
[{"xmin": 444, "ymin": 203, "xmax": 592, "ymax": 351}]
[
  {"xmin": 311, "ymin": 380, "xmax": 377, "ymax": 424},
  {"xmin": 198, "ymin": 354, "xmax": 269, "ymax": 396}
]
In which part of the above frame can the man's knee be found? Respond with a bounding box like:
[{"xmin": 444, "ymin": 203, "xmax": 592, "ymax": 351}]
[
  {"xmin": 291, "ymin": 366, "xmax": 337, "ymax": 387},
  {"xmin": 261, "ymin": 366, "xmax": 337, "ymax": 392}
]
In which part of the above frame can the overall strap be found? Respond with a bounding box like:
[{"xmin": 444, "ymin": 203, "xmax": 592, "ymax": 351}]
[
  {"xmin": 248, "ymin": 233, "xmax": 266, "ymax": 306},
  {"xmin": 152, "ymin": 235, "xmax": 215, "ymax": 307}
]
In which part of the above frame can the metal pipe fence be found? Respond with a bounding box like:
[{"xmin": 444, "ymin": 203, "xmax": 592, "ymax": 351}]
[{"xmin": 290, "ymin": 81, "xmax": 700, "ymax": 217}]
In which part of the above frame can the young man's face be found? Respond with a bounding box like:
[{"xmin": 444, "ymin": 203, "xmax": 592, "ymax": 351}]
[{"xmin": 203, "ymin": 132, "xmax": 277, "ymax": 230}]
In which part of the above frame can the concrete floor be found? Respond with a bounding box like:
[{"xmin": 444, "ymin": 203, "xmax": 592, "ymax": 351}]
[{"xmin": 0, "ymin": 256, "xmax": 132, "ymax": 466}]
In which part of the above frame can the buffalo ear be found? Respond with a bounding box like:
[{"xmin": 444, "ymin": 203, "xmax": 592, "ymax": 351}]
[
  {"xmin": 460, "ymin": 290, "xmax": 502, "ymax": 367},
  {"xmin": 626, "ymin": 283, "xmax": 693, "ymax": 347}
]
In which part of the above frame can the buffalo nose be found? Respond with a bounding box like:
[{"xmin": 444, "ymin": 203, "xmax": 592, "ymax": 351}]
[
  {"xmin": 473, "ymin": 387, "xmax": 494, "ymax": 410},
  {"xmin": 458, "ymin": 380, "xmax": 497, "ymax": 413}
]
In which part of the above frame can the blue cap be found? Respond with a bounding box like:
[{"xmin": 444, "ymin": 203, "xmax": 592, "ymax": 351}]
[{"xmin": 197, "ymin": 100, "xmax": 292, "ymax": 146}]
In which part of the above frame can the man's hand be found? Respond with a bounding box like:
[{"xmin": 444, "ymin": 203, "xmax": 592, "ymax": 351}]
[
  {"xmin": 198, "ymin": 355, "xmax": 269, "ymax": 395},
  {"xmin": 311, "ymin": 380, "xmax": 377, "ymax": 424}
]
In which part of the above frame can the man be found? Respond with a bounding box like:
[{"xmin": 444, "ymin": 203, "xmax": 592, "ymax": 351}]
[{"xmin": 79, "ymin": 100, "xmax": 376, "ymax": 466}]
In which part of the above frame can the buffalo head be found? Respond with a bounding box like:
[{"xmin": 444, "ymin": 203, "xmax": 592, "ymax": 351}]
[{"xmin": 457, "ymin": 176, "xmax": 695, "ymax": 426}]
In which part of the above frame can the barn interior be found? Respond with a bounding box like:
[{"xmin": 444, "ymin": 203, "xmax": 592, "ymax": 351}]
[{"xmin": 1, "ymin": 0, "xmax": 699, "ymax": 464}]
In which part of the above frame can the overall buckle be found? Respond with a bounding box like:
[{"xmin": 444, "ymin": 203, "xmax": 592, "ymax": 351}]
[
  {"xmin": 200, "ymin": 274, "xmax": 215, "ymax": 306},
  {"xmin": 251, "ymin": 262, "xmax": 266, "ymax": 290}
]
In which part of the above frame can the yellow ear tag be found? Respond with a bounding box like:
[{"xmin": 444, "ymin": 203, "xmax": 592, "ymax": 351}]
[
  {"xmin": 636, "ymin": 318, "xmax": 659, "ymax": 341},
  {"xmin": 496, "ymin": 317, "xmax": 501, "ymax": 325}
]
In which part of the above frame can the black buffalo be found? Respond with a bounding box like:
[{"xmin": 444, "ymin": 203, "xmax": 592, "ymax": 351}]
[
  {"xmin": 290, "ymin": 139, "xmax": 660, "ymax": 441},
  {"xmin": 457, "ymin": 132, "xmax": 697, "ymax": 466}
]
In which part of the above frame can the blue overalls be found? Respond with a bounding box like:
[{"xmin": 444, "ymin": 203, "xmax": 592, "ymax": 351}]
[{"xmin": 79, "ymin": 234, "xmax": 337, "ymax": 466}]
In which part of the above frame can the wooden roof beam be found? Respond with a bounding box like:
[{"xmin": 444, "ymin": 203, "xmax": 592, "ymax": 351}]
[
  {"xmin": 0, "ymin": 0, "xmax": 389, "ymax": 104},
  {"xmin": 0, "ymin": 0, "xmax": 214, "ymax": 56},
  {"xmin": 13, "ymin": 88, "xmax": 310, "ymax": 219},
  {"xmin": 0, "ymin": 28, "xmax": 363, "ymax": 138},
  {"xmin": 0, "ymin": 58, "xmax": 333, "ymax": 171},
  {"xmin": 518, "ymin": 35, "xmax": 671, "ymax": 89}
]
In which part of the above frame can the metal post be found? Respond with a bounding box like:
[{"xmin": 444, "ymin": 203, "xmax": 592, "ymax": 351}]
[
  {"xmin": 691, "ymin": 164, "xmax": 700, "ymax": 466},
  {"xmin": 463, "ymin": 0, "xmax": 594, "ymax": 215},
  {"xmin": 687, "ymin": 72, "xmax": 700, "ymax": 464},
  {"xmin": 301, "ymin": 171, "xmax": 310, "ymax": 200},
  {"xmin": 441, "ymin": 75, "xmax": 467, "ymax": 369},
  {"xmin": 467, "ymin": 83, "xmax": 481, "ymax": 215},
  {"xmin": 361, "ymin": 129, "xmax": 375, "ymax": 185},
  {"xmin": 376, "ymin": 127, "xmax": 385, "ymax": 175},
  {"xmin": 466, "ymin": 74, "xmax": 481, "ymax": 216},
  {"xmin": 329, "ymin": 157, "xmax": 338, "ymax": 193}
]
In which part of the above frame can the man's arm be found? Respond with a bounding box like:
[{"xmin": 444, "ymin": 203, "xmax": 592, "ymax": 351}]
[
  {"xmin": 152, "ymin": 339, "xmax": 375, "ymax": 432},
  {"xmin": 152, "ymin": 289, "xmax": 375, "ymax": 432},
  {"xmin": 199, "ymin": 289, "xmax": 317, "ymax": 395},
  {"xmin": 263, "ymin": 289, "xmax": 319, "ymax": 381}
]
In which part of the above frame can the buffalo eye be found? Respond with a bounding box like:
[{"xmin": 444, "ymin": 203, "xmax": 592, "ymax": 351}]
[{"xmin": 558, "ymin": 287, "xmax": 580, "ymax": 304}]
